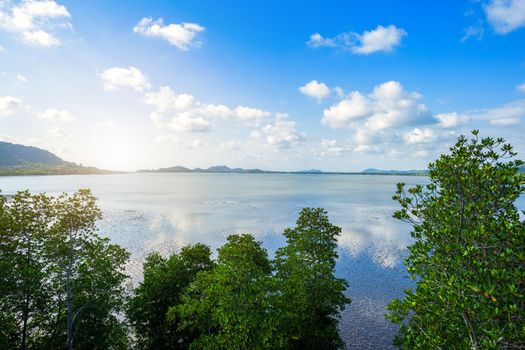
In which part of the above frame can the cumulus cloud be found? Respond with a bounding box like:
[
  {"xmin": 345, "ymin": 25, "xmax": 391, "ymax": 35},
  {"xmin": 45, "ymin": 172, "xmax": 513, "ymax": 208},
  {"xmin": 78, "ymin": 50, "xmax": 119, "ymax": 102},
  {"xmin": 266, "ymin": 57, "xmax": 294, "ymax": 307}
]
[
  {"xmin": 435, "ymin": 112, "xmax": 471, "ymax": 128},
  {"xmin": 168, "ymin": 111, "xmax": 212, "ymax": 132},
  {"xmin": 403, "ymin": 128, "xmax": 438, "ymax": 144},
  {"xmin": 144, "ymin": 86, "xmax": 195, "ymax": 112},
  {"xmin": 517, "ymin": 82, "xmax": 525, "ymax": 93},
  {"xmin": 299, "ymin": 80, "xmax": 331, "ymax": 101},
  {"xmin": 484, "ymin": 0, "xmax": 525, "ymax": 34},
  {"xmin": 0, "ymin": 0, "xmax": 71, "ymax": 47},
  {"xmin": 322, "ymin": 81, "xmax": 431, "ymax": 131},
  {"xmin": 37, "ymin": 108, "xmax": 73, "ymax": 122},
  {"xmin": 353, "ymin": 25, "xmax": 408, "ymax": 54},
  {"xmin": 307, "ymin": 25, "xmax": 407, "ymax": 54},
  {"xmin": 234, "ymin": 106, "xmax": 271, "ymax": 124},
  {"xmin": 100, "ymin": 66, "xmax": 151, "ymax": 92},
  {"xmin": 0, "ymin": 96, "xmax": 22, "ymax": 116},
  {"xmin": 322, "ymin": 92, "xmax": 373, "ymax": 128},
  {"xmin": 203, "ymin": 104, "xmax": 233, "ymax": 119},
  {"xmin": 252, "ymin": 113, "xmax": 305, "ymax": 149},
  {"xmin": 133, "ymin": 17, "xmax": 205, "ymax": 50},
  {"xmin": 144, "ymin": 86, "xmax": 270, "ymax": 129}
]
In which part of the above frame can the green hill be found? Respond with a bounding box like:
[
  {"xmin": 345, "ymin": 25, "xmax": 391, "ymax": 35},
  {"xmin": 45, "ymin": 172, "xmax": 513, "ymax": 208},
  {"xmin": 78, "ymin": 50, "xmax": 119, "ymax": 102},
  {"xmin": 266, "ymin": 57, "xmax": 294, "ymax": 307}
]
[
  {"xmin": 0, "ymin": 141, "xmax": 64, "ymax": 166},
  {"xmin": 0, "ymin": 141, "xmax": 115, "ymax": 176}
]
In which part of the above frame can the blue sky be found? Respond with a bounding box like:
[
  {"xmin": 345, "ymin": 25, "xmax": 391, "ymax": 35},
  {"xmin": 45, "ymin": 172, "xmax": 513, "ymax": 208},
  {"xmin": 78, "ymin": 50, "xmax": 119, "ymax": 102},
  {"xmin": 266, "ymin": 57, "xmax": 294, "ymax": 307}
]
[{"xmin": 1, "ymin": 0, "xmax": 525, "ymax": 171}]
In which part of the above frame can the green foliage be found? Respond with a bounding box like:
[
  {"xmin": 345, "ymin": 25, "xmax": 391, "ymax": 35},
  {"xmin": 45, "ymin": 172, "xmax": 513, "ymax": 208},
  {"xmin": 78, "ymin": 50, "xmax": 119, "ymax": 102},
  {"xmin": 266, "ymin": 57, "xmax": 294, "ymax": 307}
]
[
  {"xmin": 386, "ymin": 131, "xmax": 525, "ymax": 349},
  {"xmin": 175, "ymin": 234, "xmax": 282, "ymax": 350},
  {"xmin": 127, "ymin": 244, "xmax": 214, "ymax": 350},
  {"xmin": 274, "ymin": 208, "xmax": 350, "ymax": 350},
  {"xmin": 0, "ymin": 189, "xmax": 130, "ymax": 350},
  {"xmin": 0, "ymin": 191, "xmax": 55, "ymax": 349},
  {"xmin": 173, "ymin": 209, "xmax": 349, "ymax": 350}
]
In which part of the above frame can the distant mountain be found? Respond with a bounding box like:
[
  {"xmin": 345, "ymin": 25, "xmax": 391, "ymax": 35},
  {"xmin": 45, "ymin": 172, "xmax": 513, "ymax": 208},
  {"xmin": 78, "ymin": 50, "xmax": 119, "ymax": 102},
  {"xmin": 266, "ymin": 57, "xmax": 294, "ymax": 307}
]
[
  {"xmin": 140, "ymin": 165, "xmax": 432, "ymax": 175},
  {"xmin": 139, "ymin": 165, "xmax": 266, "ymax": 174},
  {"xmin": 0, "ymin": 141, "xmax": 64, "ymax": 167},
  {"xmin": 298, "ymin": 169, "xmax": 323, "ymax": 174},
  {"xmin": 0, "ymin": 141, "xmax": 115, "ymax": 176},
  {"xmin": 361, "ymin": 168, "xmax": 428, "ymax": 175}
]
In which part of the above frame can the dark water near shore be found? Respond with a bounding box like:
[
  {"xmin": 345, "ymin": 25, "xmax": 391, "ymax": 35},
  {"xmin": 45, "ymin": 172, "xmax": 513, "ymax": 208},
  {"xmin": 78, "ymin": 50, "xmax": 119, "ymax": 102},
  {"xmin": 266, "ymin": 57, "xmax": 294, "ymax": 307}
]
[{"xmin": 3, "ymin": 173, "xmax": 521, "ymax": 349}]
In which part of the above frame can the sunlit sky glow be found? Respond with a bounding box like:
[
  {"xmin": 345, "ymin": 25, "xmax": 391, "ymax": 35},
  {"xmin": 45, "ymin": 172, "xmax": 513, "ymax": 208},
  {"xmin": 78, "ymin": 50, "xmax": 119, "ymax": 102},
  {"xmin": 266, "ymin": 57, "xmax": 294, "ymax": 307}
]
[{"xmin": 1, "ymin": 0, "xmax": 525, "ymax": 171}]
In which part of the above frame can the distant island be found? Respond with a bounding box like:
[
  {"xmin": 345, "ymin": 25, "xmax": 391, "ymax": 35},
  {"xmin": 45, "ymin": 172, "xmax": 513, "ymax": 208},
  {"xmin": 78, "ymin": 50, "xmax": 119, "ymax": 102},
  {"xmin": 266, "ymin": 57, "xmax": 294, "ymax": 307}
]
[
  {"xmin": 0, "ymin": 141, "xmax": 116, "ymax": 176},
  {"xmin": 138, "ymin": 165, "xmax": 429, "ymax": 176}
]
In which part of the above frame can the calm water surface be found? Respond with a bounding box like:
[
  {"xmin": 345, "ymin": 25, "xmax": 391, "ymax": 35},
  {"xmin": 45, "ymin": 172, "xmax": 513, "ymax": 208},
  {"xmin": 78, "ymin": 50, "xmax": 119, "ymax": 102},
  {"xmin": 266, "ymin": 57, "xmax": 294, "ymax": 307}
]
[{"xmin": 4, "ymin": 173, "xmax": 520, "ymax": 349}]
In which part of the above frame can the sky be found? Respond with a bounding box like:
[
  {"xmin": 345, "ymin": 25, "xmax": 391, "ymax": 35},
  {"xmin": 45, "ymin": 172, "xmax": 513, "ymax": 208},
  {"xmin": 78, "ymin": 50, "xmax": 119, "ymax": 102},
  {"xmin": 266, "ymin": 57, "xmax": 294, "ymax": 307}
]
[{"xmin": 1, "ymin": 0, "xmax": 525, "ymax": 171}]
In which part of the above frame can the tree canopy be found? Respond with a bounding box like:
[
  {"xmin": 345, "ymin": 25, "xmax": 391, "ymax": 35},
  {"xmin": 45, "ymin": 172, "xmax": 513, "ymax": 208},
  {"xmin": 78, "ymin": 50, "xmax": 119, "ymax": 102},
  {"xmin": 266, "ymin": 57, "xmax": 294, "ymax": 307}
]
[
  {"xmin": 0, "ymin": 189, "xmax": 130, "ymax": 350},
  {"xmin": 386, "ymin": 131, "xmax": 525, "ymax": 349}
]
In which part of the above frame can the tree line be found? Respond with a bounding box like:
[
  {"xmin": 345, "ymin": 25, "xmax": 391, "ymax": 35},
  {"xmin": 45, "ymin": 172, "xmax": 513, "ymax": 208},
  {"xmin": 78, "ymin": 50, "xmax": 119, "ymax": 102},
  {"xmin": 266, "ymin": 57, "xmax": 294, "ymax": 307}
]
[{"xmin": 1, "ymin": 131, "xmax": 524, "ymax": 349}]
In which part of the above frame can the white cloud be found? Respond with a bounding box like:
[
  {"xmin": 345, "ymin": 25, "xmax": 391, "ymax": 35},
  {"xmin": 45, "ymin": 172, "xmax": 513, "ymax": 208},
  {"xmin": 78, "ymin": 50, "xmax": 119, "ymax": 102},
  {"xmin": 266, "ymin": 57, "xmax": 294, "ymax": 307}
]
[
  {"xmin": 403, "ymin": 128, "xmax": 437, "ymax": 144},
  {"xmin": 22, "ymin": 29, "xmax": 59, "ymax": 46},
  {"xmin": 319, "ymin": 139, "xmax": 348, "ymax": 156},
  {"xmin": 203, "ymin": 104, "xmax": 233, "ymax": 119},
  {"xmin": 133, "ymin": 17, "xmax": 205, "ymax": 50},
  {"xmin": 144, "ymin": 86, "xmax": 194, "ymax": 112},
  {"xmin": 0, "ymin": 0, "xmax": 71, "ymax": 47},
  {"xmin": 489, "ymin": 117, "xmax": 520, "ymax": 125},
  {"xmin": 254, "ymin": 113, "xmax": 305, "ymax": 149},
  {"xmin": 37, "ymin": 108, "xmax": 73, "ymax": 122},
  {"xmin": 352, "ymin": 128, "xmax": 380, "ymax": 146},
  {"xmin": 465, "ymin": 99, "xmax": 525, "ymax": 122},
  {"xmin": 307, "ymin": 25, "xmax": 407, "ymax": 54},
  {"xmin": 0, "ymin": 96, "xmax": 22, "ymax": 115},
  {"xmin": 517, "ymin": 82, "xmax": 525, "ymax": 92},
  {"xmin": 168, "ymin": 112, "xmax": 211, "ymax": 132},
  {"xmin": 100, "ymin": 66, "xmax": 151, "ymax": 92},
  {"xmin": 322, "ymin": 81, "xmax": 431, "ymax": 131},
  {"xmin": 353, "ymin": 25, "xmax": 407, "ymax": 54},
  {"xmin": 485, "ymin": 0, "xmax": 525, "ymax": 34},
  {"xmin": 143, "ymin": 85, "xmax": 271, "ymax": 131},
  {"xmin": 299, "ymin": 80, "xmax": 331, "ymax": 101},
  {"xmin": 234, "ymin": 106, "xmax": 271, "ymax": 124},
  {"xmin": 47, "ymin": 126, "xmax": 66, "ymax": 138},
  {"xmin": 307, "ymin": 33, "xmax": 336, "ymax": 48},
  {"xmin": 322, "ymin": 92, "xmax": 372, "ymax": 128},
  {"xmin": 435, "ymin": 112, "xmax": 471, "ymax": 128}
]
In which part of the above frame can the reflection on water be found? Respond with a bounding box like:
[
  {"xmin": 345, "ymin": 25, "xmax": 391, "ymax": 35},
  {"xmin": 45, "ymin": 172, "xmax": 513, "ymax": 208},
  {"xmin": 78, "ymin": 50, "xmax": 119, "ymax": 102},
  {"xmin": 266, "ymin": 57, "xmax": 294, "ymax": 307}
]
[{"xmin": 4, "ymin": 173, "xmax": 521, "ymax": 349}]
